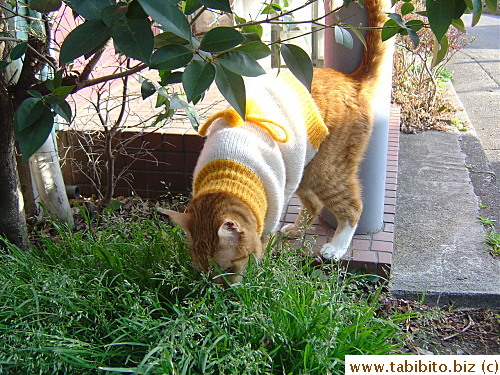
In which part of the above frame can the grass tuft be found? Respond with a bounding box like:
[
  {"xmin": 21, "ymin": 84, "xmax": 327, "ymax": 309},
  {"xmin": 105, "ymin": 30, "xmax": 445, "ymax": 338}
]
[{"xmin": 1, "ymin": 214, "xmax": 406, "ymax": 374}]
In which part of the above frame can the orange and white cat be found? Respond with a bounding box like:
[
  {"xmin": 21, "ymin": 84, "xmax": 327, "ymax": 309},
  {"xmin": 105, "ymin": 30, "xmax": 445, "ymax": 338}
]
[{"xmin": 165, "ymin": 0, "xmax": 390, "ymax": 285}]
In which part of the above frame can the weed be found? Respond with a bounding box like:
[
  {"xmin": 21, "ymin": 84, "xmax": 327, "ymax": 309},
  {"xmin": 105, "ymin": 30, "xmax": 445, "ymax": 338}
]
[
  {"xmin": 485, "ymin": 231, "xmax": 500, "ymax": 256},
  {"xmin": 477, "ymin": 216, "xmax": 496, "ymax": 227},
  {"xmin": 476, "ymin": 217, "xmax": 499, "ymax": 257},
  {"xmin": 392, "ymin": 5, "xmax": 470, "ymax": 133},
  {"xmin": 451, "ymin": 118, "xmax": 469, "ymax": 131}
]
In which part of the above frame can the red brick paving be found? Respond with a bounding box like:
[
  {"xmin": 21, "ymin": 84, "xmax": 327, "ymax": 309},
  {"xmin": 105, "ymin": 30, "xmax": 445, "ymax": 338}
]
[{"xmin": 278, "ymin": 106, "xmax": 400, "ymax": 277}]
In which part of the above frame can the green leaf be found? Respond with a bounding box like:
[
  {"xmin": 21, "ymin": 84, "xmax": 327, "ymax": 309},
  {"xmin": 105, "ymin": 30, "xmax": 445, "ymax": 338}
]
[
  {"xmin": 154, "ymin": 32, "xmax": 190, "ymax": 48},
  {"xmin": 242, "ymin": 32, "xmax": 262, "ymax": 43},
  {"xmin": 138, "ymin": 0, "xmax": 192, "ymax": 40},
  {"xmin": 30, "ymin": 0, "xmax": 62, "ymax": 12},
  {"xmin": 51, "ymin": 85, "xmax": 75, "ymax": 98},
  {"xmin": 387, "ymin": 12, "xmax": 407, "ymax": 29},
  {"xmin": 182, "ymin": 61, "xmax": 215, "ymax": 102},
  {"xmin": 45, "ymin": 70, "xmax": 63, "ymax": 91},
  {"xmin": 170, "ymin": 93, "xmax": 189, "ymax": 109},
  {"xmin": 232, "ymin": 40, "xmax": 271, "ymax": 60},
  {"xmin": 200, "ymin": 0, "xmax": 231, "ymax": 13},
  {"xmin": 426, "ymin": 0, "xmax": 455, "ymax": 42},
  {"xmin": 14, "ymin": 98, "xmax": 45, "ymax": 132},
  {"xmin": 110, "ymin": 18, "xmax": 154, "ymax": 63},
  {"xmin": 185, "ymin": 106, "xmax": 200, "ymax": 130},
  {"xmin": 452, "ymin": 18, "xmax": 466, "ymax": 33},
  {"xmin": 155, "ymin": 88, "xmax": 168, "ymax": 108},
  {"xmin": 401, "ymin": 2, "xmax": 414, "ymax": 15},
  {"xmin": 28, "ymin": 90, "xmax": 43, "ymax": 98},
  {"xmin": 261, "ymin": 3, "xmax": 281, "ymax": 14},
  {"xmin": 405, "ymin": 19, "xmax": 424, "ymax": 33},
  {"xmin": 215, "ymin": 64, "xmax": 245, "ymax": 119},
  {"xmin": 217, "ymin": 51, "xmax": 265, "ymax": 77},
  {"xmin": 234, "ymin": 15, "xmax": 246, "ymax": 24},
  {"xmin": 101, "ymin": 4, "xmax": 129, "ymax": 28},
  {"xmin": 485, "ymin": 0, "xmax": 497, "ymax": 14},
  {"xmin": 159, "ymin": 71, "xmax": 183, "ymax": 85},
  {"xmin": 199, "ymin": 27, "xmax": 245, "ymax": 52},
  {"xmin": 470, "ymin": 0, "xmax": 482, "ymax": 26},
  {"xmin": 192, "ymin": 93, "xmax": 204, "ymax": 105},
  {"xmin": 53, "ymin": 101, "xmax": 72, "ymax": 123},
  {"xmin": 141, "ymin": 79, "xmax": 157, "ymax": 99},
  {"xmin": 59, "ymin": 20, "xmax": 110, "ymax": 65},
  {"xmin": 150, "ymin": 45, "xmax": 193, "ymax": 70},
  {"xmin": 334, "ymin": 26, "xmax": 354, "ymax": 49},
  {"xmin": 453, "ymin": 0, "xmax": 467, "ymax": 19},
  {"xmin": 387, "ymin": 13, "xmax": 419, "ymax": 47},
  {"xmin": 404, "ymin": 20, "xmax": 423, "ymax": 47},
  {"xmin": 344, "ymin": 23, "xmax": 366, "ymax": 50},
  {"xmin": 9, "ymin": 42, "xmax": 28, "ymax": 60},
  {"xmin": 280, "ymin": 44, "xmax": 313, "ymax": 92},
  {"xmin": 382, "ymin": 19, "xmax": 401, "ymax": 42},
  {"xmin": 241, "ymin": 24, "xmax": 263, "ymax": 37},
  {"xmin": 15, "ymin": 106, "xmax": 54, "ymax": 162},
  {"xmin": 432, "ymin": 34, "xmax": 448, "ymax": 68},
  {"xmin": 70, "ymin": 0, "xmax": 114, "ymax": 20},
  {"xmin": 45, "ymin": 96, "xmax": 73, "ymax": 123},
  {"xmin": 0, "ymin": 61, "xmax": 8, "ymax": 70},
  {"xmin": 126, "ymin": 0, "xmax": 148, "ymax": 20},
  {"xmin": 184, "ymin": 0, "xmax": 203, "ymax": 14}
]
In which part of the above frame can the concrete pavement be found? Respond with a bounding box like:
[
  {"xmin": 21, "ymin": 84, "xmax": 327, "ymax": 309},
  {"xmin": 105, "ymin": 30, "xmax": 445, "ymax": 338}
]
[
  {"xmin": 389, "ymin": 14, "xmax": 500, "ymax": 308},
  {"xmin": 448, "ymin": 14, "xmax": 500, "ymax": 183},
  {"xmin": 448, "ymin": 13, "xmax": 500, "ymax": 231}
]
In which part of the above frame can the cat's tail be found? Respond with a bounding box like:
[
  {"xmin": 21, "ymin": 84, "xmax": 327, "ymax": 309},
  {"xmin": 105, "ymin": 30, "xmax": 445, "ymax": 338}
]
[{"xmin": 349, "ymin": 0, "xmax": 391, "ymax": 86}]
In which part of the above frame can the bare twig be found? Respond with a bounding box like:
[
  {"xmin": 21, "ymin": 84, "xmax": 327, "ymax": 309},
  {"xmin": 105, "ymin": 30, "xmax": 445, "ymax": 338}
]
[{"xmin": 442, "ymin": 315, "xmax": 474, "ymax": 341}]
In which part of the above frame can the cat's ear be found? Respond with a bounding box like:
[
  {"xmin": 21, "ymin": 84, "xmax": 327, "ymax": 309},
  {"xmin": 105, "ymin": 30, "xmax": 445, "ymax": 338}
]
[
  {"xmin": 218, "ymin": 220, "xmax": 242, "ymax": 245},
  {"xmin": 158, "ymin": 208, "xmax": 192, "ymax": 235}
]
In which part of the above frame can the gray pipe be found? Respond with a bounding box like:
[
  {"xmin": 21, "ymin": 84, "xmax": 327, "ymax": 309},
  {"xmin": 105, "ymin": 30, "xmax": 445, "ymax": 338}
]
[{"xmin": 65, "ymin": 185, "xmax": 81, "ymax": 199}]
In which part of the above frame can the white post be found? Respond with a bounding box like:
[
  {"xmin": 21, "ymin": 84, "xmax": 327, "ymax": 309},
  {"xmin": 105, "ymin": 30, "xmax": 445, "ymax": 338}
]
[
  {"xmin": 30, "ymin": 134, "xmax": 75, "ymax": 228},
  {"xmin": 321, "ymin": 1, "xmax": 394, "ymax": 234}
]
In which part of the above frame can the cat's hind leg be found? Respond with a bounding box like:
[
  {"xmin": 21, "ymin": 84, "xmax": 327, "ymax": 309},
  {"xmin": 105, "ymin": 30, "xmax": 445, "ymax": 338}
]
[
  {"xmin": 280, "ymin": 189, "xmax": 323, "ymax": 237},
  {"xmin": 316, "ymin": 176, "xmax": 362, "ymax": 260},
  {"xmin": 321, "ymin": 220, "xmax": 357, "ymax": 260}
]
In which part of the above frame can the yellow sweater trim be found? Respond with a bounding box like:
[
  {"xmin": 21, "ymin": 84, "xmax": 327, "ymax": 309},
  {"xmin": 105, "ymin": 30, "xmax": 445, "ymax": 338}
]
[
  {"xmin": 278, "ymin": 70, "xmax": 328, "ymax": 149},
  {"xmin": 193, "ymin": 159, "xmax": 267, "ymax": 235},
  {"xmin": 198, "ymin": 99, "xmax": 290, "ymax": 143}
]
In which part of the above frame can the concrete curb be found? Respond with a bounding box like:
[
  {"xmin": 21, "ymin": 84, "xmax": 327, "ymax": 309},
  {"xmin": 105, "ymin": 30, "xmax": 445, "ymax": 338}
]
[{"xmin": 389, "ymin": 82, "xmax": 500, "ymax": 308}]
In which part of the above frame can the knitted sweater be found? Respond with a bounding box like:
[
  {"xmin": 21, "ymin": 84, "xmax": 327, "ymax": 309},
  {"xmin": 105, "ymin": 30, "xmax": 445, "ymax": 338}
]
[{"xmin": 193, "ymin": 70, "xmax": 328, "ymax": 235}]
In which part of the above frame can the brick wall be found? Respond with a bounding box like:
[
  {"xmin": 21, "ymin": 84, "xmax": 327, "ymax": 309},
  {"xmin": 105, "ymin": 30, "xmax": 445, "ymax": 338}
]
[{"xmin": 58, "ymin": 129, "xmax": 204, "ymax": 199}]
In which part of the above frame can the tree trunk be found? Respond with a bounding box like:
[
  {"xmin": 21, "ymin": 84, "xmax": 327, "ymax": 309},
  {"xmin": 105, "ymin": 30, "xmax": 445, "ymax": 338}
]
[{"xmin": 0, "ymin": 81, "xmax": 29, "ymax": 249}]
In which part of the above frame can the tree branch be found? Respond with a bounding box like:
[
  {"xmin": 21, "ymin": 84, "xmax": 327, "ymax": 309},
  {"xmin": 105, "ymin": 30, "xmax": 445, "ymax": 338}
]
[
  {"xmin": 79, "ymin": 44, "xmax": 107, "ymax": 83},
  {"xmin": 75, "ymin": 63, "xmax": 147, "ymax": 91},
  {"xmin": 190, "ymin": 6, "xmax": 208, "ymax": 25},
  {"xmin": 1, "ymin": 36, "xmax": 57, "ymax": 72}
]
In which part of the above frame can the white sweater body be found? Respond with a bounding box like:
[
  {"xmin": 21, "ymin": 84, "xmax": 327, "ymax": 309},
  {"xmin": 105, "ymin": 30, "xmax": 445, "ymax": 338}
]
[{"xmin": 194, "ymin": 73, "xmax": 323, "ymax": 234}]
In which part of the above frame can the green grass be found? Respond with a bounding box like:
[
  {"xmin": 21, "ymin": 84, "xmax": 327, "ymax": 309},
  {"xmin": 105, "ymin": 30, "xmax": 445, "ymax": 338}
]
[
  {"xmin": 485, "ymin": 230, "xmax": 500, "ymax": 256},
  {"xmin": 1, "ymin": 212, "xmax": 406, "ymax": 374},
  {"xmin": 477, "ymin": 216, "xmax": 496, "ymax": 227},
  {"xmin": 477, "ymin": 216, "xmax": 499, "ymax": 256}
]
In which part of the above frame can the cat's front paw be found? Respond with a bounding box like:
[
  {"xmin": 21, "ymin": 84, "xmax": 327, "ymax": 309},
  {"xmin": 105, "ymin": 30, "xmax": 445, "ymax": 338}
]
[
  {"xmin": 280, "ymin": 223, "xmax": 299, "ymax": 237},
  {"xmin": 320, "ymin": 243, "xmax": 348, "ymax": 261}
]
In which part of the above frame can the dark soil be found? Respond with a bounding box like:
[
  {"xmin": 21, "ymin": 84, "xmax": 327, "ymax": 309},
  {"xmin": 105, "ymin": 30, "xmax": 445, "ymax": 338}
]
[{"xmin": 379, "ymin": 297, "xmax": 500, "ymax": 355}]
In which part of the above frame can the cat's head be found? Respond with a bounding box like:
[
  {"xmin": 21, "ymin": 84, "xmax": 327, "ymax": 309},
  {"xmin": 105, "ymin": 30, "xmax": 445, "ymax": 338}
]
[{"xmin": 164, "ymin": 193, "xmax": 265, "ymax": 286}]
